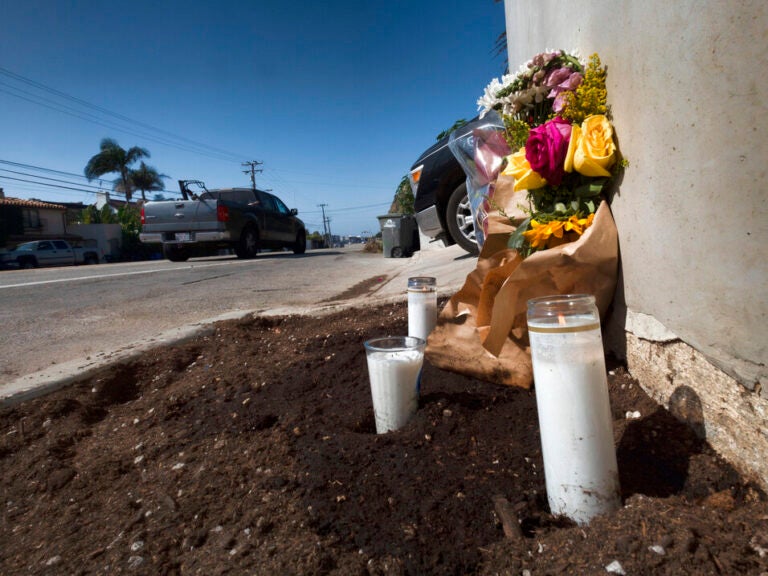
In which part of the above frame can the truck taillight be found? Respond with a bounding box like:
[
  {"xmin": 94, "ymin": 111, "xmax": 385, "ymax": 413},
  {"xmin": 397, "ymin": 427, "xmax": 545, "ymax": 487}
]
[
  {"xmin": 140, "ymin": 206, "xmax": 145, "ymax": 225},
  {"xmin": 217, "ymin": 205, "xmax": 229, "ymax": 222}
]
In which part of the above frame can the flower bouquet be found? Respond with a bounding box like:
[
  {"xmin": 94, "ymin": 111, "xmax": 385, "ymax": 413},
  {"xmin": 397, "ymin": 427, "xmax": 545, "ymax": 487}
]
[
  {"xmin": 480, "ymin": 51, "xmax": 624, "ymax": 256},
  {"xmin": 426, "ymin": 51, "xmax": 623, "ymax": 388}
]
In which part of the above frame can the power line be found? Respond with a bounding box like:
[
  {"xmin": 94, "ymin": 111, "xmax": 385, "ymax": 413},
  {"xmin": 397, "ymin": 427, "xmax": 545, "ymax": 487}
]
[
  {"xmin": 0, "ymin": 168, "xmax": 106, "ymax": 192},
  {"xmin": 0, "ymin": 159, "xmax": 124, "ymax": 198},
  {"xmin": 0, "ymin": 82, "xmax": 242, "ymax": 163},
  {"xmin": 0, "ymin": 174, "xmax": 108, "ymax": 196},
  {"xmin": 0, "ymin": 158, "xmax": 93, "ymax": 181},
  {"xmin": 1, "ymin": 158, "xmax": 394, "ymax": 218},
  {"xmin": 0, "ymin": 67, "xmax": 247, "ymax": 163},
  {"xmin": 301, "ymin": 201, "xmax": 390, "ymax": 215}
]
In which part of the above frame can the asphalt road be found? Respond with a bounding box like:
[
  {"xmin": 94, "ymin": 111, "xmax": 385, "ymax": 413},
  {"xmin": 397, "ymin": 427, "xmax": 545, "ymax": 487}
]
[{"xmin": 0, "ymin": 244, "xmax": 474, "ymax": 403}]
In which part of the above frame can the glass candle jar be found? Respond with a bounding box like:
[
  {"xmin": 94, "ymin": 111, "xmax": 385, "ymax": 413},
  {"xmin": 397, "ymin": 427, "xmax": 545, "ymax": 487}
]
[
  {"xmin": 527, "ymin": 294, "xmax": 621, "ymax": 525},
  {"xmin": 407, "ymin": 276, "xmax": 437, "ymax": 342}
]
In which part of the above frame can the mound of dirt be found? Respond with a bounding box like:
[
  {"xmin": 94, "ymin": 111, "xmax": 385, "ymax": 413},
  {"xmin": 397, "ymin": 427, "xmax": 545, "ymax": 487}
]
[{"xmin": 1, "ymin": 300, "xmax": 766, "ymax": 575}]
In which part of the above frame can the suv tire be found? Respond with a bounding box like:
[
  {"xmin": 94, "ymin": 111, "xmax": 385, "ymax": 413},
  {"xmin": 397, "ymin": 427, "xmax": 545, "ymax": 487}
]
[{"xmin": 445, "ymin": 182, "xmax": 479, "ymax": 255}]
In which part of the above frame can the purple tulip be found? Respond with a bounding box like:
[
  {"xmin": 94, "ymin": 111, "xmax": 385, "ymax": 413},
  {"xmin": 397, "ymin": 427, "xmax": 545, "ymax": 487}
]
[
  {"xmin": 531, "ymin": 51, "xmax": 561, "ymax": 68},
  {"xmin": 545, "ymin": 69, "xmax": 583, "ymax": 99}
]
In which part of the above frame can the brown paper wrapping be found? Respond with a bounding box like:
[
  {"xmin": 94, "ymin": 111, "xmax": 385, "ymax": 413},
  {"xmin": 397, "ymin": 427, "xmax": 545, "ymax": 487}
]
[{"xmin": 425, "ymin": 176, "xmax": 619, "ymax": 388}]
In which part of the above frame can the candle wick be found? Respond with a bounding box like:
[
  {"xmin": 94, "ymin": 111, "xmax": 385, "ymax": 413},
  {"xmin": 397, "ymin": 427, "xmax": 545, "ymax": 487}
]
[{"xmin": 557, "ymin": 314, "xmax": 567, "ymax": 326}]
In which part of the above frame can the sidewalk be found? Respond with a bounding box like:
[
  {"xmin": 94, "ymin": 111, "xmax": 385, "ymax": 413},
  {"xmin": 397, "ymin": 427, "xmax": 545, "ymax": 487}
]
[{"xmin": 1, "ymin": 243, "xmax": 476, "ymax": 405}]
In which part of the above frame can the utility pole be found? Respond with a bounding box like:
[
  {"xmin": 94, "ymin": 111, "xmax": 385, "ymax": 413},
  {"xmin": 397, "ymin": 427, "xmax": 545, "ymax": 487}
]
[
  {"xmin": 242, "ymin": 160, "xmax": 263, "ymax": 190},
  {"xmin": 318, "ymin": 203, "xmax": 331, "ymax": 247}
]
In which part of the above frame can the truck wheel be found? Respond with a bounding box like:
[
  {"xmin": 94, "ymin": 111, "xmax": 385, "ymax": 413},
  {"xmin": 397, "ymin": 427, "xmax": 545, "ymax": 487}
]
[
  {"xmin": 85, "ymin": 254, "xmax": 99, "ymax": 265},
  {"xmin": 235, "ymin": 226, "xmax": 259, "ymax": 259},
  {"xmin": 163, "ymin": 244, "xmax": 189, "ymax": 262},
  {"xmin": 446, "ymin": 182, "xmax": 479, "ymax": 255},
  {"xmin": 293, "ymin": 230, "xmax": 306, "ymax": 255}
]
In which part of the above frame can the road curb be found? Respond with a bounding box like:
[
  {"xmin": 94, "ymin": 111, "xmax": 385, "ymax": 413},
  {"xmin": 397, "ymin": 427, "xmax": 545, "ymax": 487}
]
[{"xmin": 1, "ymin": 245, "xmax": 475, "ymax": 406}]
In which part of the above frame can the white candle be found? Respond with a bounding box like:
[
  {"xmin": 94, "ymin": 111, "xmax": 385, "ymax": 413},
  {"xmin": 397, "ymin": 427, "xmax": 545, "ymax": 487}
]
[
  {"xmin": 408, "ymin": 277, "xmax": 437, "ymax": 342},
  {"xmin": 365, "ymin": 337, "xmax": 425, "ymax": 434},
  {"xmin": 528, "ymin": 295, "xmax": 621, "ymax": 525}
]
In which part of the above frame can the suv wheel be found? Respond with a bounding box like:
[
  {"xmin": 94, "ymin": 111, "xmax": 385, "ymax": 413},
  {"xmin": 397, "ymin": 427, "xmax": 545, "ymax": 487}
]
[{"xmin": 445, "ymin": 182, "xmax": 479, "ymax": 255}]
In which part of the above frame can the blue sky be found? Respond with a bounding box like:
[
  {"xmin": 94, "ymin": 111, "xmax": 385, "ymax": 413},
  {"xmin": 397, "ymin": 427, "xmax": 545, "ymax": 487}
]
[{"xmin": 0, "ymin": 0, "xmax": 506, "ymax": 236}]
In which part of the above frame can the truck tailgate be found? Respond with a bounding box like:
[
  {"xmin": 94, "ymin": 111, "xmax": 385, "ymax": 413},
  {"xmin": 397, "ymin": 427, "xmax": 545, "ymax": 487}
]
[{"xmin": 142, "ymin": 199, "xmax": 223, "ymax": 234}]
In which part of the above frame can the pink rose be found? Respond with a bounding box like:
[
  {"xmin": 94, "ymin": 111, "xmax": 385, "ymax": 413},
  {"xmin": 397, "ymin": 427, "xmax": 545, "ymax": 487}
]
[{"xmin": 525, "ymin": 117, "xmax": 572, "ymax": 186}]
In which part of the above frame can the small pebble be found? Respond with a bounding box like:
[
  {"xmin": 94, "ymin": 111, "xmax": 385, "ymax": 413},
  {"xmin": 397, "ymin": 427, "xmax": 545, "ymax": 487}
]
[
  {"xmin": 127, "ymin": 555, "xmax": 144, "ymax": 569},
  {"xmin": 45, "ymin": 556, "xmax": 62, "ymax": 566},
  {"xmin": 605, "ymin": 560, "xmax": 626, "ymax": 574},
  {"xmin": 649, "ymin": 544, "xmax": 666, "ymax": 555},
  {"xmin": 625, "ymin": 410, "xmax": 641, "ymax": 420}
]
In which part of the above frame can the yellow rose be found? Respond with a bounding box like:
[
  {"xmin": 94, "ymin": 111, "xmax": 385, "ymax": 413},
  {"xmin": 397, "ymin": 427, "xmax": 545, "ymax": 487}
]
[
  {"xmin": 564, "ymin": 115, "xmax": 616, "ymax": 178},
  {"xmin": 502, "ymin": 148, "xmax": 547, "ymax": 192}
]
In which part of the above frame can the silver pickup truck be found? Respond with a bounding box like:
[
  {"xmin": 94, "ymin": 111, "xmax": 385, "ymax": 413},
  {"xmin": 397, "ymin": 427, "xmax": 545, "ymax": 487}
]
[
  {"xmin": 0, "ymin": 239, "xmax": 99, "ymax": 269},
  {"xmin": 139, "ymin": 180, "xmax": 307, "ymax": 262}
]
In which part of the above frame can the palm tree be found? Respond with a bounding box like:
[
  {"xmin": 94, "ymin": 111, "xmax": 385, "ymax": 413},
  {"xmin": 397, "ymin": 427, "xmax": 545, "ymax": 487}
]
[
  {"xmin": 129, "ymin": 162, "xmax": 168, "ymax": 202},
  {"xmin": 84, "ymin": 138, "xmax": 149, "ymax": 203}
]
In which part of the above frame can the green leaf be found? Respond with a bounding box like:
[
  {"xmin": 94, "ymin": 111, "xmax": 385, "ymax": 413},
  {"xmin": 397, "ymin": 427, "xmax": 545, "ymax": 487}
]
[
  {"xmin": 507, "ymin": 217, "xmax": 531, "ymax": 250},
  {"xmin": 574, "ymin": 179, "xmax": 607, "ymax": 197}
]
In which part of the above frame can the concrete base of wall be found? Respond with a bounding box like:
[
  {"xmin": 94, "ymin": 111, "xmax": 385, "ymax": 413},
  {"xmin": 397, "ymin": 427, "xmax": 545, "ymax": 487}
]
[{"xmin": 625, "ymin": 333, "xmax": 768, "ymax": 493}]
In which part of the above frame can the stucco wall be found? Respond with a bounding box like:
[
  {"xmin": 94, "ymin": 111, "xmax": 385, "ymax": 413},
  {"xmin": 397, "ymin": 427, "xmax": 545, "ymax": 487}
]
[
  {"xmin": 69, "ymin": 223, "xmax": 123, "ymax": 262},
  {"xmin": 503, "ymin": 0, "xmax": 767, "ymax": 387},
  {"xmin": 40, "ymin": 208, "xmax": 67, "ymax": 236},
  {"xmin": 502, "ymin": 1, "xmax": 767, "ymax": 486}
]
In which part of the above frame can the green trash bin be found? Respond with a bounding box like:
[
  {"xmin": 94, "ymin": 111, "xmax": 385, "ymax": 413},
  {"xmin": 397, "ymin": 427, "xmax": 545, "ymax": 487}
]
[{"xmin": 377, "ymin": 214, "xmax": 417, "ymax": 258}]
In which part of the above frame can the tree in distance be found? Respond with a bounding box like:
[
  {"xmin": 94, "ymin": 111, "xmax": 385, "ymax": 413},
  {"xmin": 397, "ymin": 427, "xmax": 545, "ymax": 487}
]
[
  {"xmin": 129, "ymin": 161, "xmax": 169, "ymax": 202},
  {"xmin": 84, "ymin": 138, "xmax": 150, "ymax": 203}
]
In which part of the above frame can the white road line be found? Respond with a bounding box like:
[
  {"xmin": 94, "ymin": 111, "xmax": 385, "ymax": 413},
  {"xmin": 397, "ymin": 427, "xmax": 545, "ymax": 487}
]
[{"xmin": 0, "ymin": 260, "xmax": 254, "ymax": 290}]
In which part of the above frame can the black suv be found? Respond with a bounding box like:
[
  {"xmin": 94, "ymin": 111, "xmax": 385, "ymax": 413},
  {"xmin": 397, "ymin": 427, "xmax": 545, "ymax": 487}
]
[{"xmin": 408, "ymin": 118, "xmax": 489, "ymax": 254}]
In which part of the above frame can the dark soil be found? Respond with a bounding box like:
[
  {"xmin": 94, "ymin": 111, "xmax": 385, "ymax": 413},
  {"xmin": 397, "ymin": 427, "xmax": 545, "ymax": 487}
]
[{"xmin": 1, "ymin": 299, "xmax": 766, "ymax": 575}]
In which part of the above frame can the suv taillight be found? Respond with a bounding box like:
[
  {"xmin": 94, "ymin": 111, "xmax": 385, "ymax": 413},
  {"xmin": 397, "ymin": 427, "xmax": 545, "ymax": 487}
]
[
  {"xmin": 140, "ymin": 206, "xmax": 145, "ymax": 225},
  {"xmin": 217, "ymin": 205, "xmax": 229, "ymax": 222}
]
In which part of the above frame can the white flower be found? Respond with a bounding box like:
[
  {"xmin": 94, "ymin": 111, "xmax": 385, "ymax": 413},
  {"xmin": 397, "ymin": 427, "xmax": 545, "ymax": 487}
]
[
  {"xmin": 477, "ymin": 77, "xmax": 504, "ymax": 117},
  {"xmin": 499, "ymin": 94, "xmax": 522, "ymax": 116},
  {"xmin": 532, "ymin": 84, "xmax": 549, "ymax": 104},
  {"xmin": 500, "ymin": 73, "xmax": 516, "ymax": 88}
]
